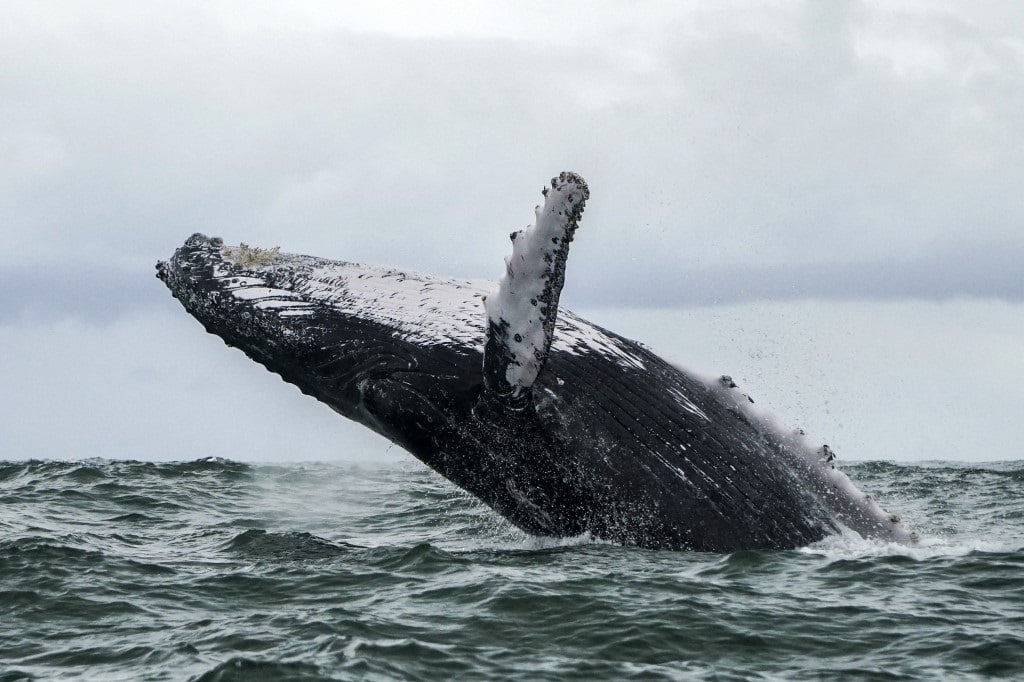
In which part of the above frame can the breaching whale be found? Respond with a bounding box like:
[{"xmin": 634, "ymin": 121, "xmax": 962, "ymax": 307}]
[{"xmin": 156, "ymin": 172, "xmax": 913, "ymax": 552}]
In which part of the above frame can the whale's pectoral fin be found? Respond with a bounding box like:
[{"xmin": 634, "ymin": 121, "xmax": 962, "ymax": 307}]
[{"xmin": 481, "ymin": 172, "xmax": 589, "ymax": 409}]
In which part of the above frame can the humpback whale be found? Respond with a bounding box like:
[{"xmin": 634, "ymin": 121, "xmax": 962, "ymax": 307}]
[{"xmin": 156, "ymin": 172, "xmax": 913, "ymax": 552}]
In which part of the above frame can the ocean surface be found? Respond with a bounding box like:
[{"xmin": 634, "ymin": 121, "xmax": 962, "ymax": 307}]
[{"xmin": 1, "ymin": 458, "xmax": 1022, "ymax": 681}]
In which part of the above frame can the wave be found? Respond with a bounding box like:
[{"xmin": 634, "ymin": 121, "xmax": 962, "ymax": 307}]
[
  {"xmin": 224, "ymin": 529, "xmax": 355, "ymax": 561},
  {"xmin": 1, "ymin": 456, "xmax": 1022, "ymax": 680}
]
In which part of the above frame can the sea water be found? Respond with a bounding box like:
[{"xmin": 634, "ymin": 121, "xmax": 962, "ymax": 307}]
[{"xmin": 1, "ymin": 458, "xmax": 1022, "ymax": 680}]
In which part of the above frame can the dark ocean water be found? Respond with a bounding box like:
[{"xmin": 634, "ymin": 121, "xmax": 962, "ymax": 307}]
[{"xmin": 1, "ymin": 458, "xmax": 1022, "ymax": 681}]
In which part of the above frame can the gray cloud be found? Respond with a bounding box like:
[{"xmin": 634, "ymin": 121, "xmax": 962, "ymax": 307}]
[
  {"xmin": 1, "ymin": 238, "xmax": 1019, "ymax": 325},
  {"xmin": 3, "ymin": 300, "xmax": 1021, "ymax": 462},
  {"xmin": 2, "ymin": 1, "xmax": 1022, "ymax": 464},
  {"xmin": 569, "ymin": 238, "xmax": 1024, "ymax": 308},
  {"xmin": 1, "ymin": 0, "xmax": 1022, "ymax": 321},
  {"xmin": 0, "ymin": 261, "xmax": 164, "ymax": 323}
]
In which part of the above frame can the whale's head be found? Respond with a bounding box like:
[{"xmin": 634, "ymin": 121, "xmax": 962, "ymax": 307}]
[
  {"xmin": 156, "ymin": 234, "xmax": 490, "ymax": 454},
  {"xmin": 157, "ymin": 233, "xmax": 591, "ymax": 536}
]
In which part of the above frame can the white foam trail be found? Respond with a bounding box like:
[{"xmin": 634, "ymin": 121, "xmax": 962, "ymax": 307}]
[{"xmin": 801, "ymin": 528, "xmax": 1019, "ymax": 561}]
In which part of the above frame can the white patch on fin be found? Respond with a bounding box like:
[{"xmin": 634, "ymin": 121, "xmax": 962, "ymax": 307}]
[{"xmin": 483, "ymin": 172, "xmax": 589, "ymax": 398}]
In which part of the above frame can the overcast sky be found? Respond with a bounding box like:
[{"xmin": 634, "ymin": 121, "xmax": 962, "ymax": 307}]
[{"xmin": 1, "ymin": 1, "xmax": 1022, "ymax": 462}]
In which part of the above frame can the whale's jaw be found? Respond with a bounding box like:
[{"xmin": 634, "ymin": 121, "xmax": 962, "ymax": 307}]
[{"xmin": 156, "ymin": 234, "xmax": 483, "ymax": 444}]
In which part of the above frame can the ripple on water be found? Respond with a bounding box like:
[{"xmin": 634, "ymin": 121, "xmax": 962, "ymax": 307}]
[
  {"xmin": 0, "ymin": 458, "xmax": 1021, "ymax": 681},
  {"xmin": 223, "ymin": 529, "xmax": 355, "ymax": 561}
]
